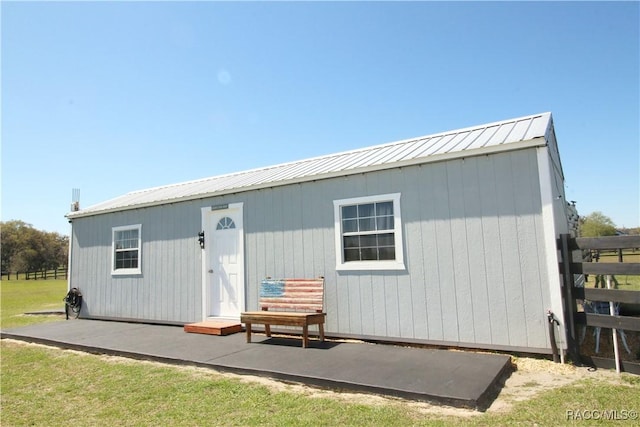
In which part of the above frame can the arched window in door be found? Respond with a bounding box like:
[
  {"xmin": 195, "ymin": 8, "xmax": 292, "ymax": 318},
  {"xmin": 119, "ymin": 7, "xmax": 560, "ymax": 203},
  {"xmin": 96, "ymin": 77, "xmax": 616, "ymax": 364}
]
[{"xmin": 216, "ymin": 217, "xmax": 236, "ymax": 230}]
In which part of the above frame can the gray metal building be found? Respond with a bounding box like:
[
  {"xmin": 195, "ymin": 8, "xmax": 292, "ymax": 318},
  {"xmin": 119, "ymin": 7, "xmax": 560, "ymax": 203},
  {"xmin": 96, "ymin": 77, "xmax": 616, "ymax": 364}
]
[{"xmin": 67, "ymin": 112, "xmax": 574, "ymax": 354}]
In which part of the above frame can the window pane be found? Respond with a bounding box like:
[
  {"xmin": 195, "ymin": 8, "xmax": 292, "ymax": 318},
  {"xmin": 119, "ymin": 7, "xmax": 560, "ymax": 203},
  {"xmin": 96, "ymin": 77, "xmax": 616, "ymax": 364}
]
[
  {"xmin": 378, "ymin": 233, "xmax": 395, "ymax": 246},
  {"xmin": 120, "ymin": 230, "xmax": 136, "ymax": 241},
  {"xmin": 344, "ymin": 248, "xmax": 360, "ymax": 262},
  {"xmin": 113, "ymin": 226, "xmax": 141, "ymax": 272},
  {"xmin": 358, "ymin": 203, "xmax": 375, "ymax": 218},
  {"xmin": 217, "ymin": 217, "xmax": 236, "ymax": 230},
  {"xmin": 115, "ymin": 229, "xmax": 139, "ymax": 250},
  {"xmin": 379, "ymin": 247, "xmax": 395, "ymax": 260},
  {"xmin": 337, "ymin": 196, "xmax": 400, "ymax": 266},
  {"xmin": 360, "ymin": 234, "xmax": 377, "ymax": 248},
  {"xmin": 115, "ymin": 250, "xmax": 138, "ymax": 269},
  {"xmin": 358, "ymin": 217, "xmax": 375, "ymax": 232},
  {"xmin": 360, "ymin": 247, "xmax": 378, "ymax": 260},
  {"xmin": 342, "ymin": 205, "xmax": 357, "ymax": 219},
  {"xmin": 376, "ymin": 216, "xmax": 394, "ymax": 230},
  {"xmin": 342, "ymin": 219, "xmax": 358, "ymax": 233},
  {"xmin": 343, "ymin": 236, "xmax": 360, "ymax": 248},
  {"xmin": 376, "ymin": 201, "xmax": 393, "ymax": 216},
  {"xmin": 115, "ymin": 231, "xmax": 124, "ymax": 249}
]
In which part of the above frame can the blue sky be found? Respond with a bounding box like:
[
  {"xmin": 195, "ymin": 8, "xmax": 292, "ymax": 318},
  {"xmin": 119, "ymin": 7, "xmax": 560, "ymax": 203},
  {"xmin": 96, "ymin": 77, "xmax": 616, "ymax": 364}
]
[{"xmin": 2, "ymin": 1, "xmax": 638, "ymax": 236}]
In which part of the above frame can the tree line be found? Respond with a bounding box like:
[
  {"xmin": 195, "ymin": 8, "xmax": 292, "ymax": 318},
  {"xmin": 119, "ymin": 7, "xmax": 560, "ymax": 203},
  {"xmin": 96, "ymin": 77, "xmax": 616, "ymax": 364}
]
[
  {"xmin": 580, "ymin": 211, "xmax": 639, "ymax": 237},
  {"xmin": 1, "ymin": 220, "xmax": 68, "ymax": 274}
]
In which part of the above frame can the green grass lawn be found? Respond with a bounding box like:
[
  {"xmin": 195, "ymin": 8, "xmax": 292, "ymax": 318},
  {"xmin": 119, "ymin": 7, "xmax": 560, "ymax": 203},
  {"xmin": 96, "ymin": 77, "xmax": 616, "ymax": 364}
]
[
  {"xmin": 591, "ymin": 251, "xmax": 640, "ymax": 291},
  {"xmin": 1, "ymin": 278, "xmax": 68, "ymax": 329},
  {"xmin": 3, "ymin": 340, "xmax": 639, "ymax": 426},
  {"xmin": 2, "ymin": 279, "xmax": 640, "ymax": 426}
]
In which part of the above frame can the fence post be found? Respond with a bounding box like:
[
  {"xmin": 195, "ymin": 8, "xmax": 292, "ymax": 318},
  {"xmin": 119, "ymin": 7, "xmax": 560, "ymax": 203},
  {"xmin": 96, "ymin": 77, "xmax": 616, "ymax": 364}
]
[{"xmin": 559, "ymin": 234, "xmax": 580, "ymax": 363}]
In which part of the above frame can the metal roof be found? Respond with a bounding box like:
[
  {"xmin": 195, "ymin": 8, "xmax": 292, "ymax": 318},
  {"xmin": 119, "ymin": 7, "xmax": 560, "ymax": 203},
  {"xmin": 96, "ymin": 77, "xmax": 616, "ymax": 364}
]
[{"xmin": 68, "ymin": 112, "xmax": 553, "ymax": 218}]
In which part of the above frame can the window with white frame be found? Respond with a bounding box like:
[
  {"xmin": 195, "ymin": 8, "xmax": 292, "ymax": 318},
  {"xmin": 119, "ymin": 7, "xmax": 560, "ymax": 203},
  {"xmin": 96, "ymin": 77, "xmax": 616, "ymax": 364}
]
[
  {"xmin": 333, "ymin": 193, "xmax": 405, "ymax": 271},
  {"xmin": 112, "ymin": 224, "xmax": 142, "ymax": 275}
]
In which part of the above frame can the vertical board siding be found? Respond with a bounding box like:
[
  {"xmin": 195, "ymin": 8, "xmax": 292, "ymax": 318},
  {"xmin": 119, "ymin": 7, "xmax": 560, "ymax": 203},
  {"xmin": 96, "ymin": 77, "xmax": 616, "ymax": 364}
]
[
  {"xmin": 462, "ymin": 157, "xmax": 492, "ymax": 344},
  {"xmin": 370, "ymin": 274, "xmax": 387, "ymax": 337},
  {"xmin": 71, "ymin": 201, "xmax": 204, "ymax": 324},
  {"xmin": 447, "ymin": 160, "xmax": 475, "ymax": 343},
  {"xmin": 512, "ymin": 151, "xmax": 547, "ymax": 348},
  {"xmin": 495, "ymin": 154, "xmax": 528, "ymax": 346},
  {"xmin": 477, "ymin": 155, "xmax": 509, "ymax": 345},
  {"xmin": 71, "ymin": 147, "xmax": 553, "ymax": 350},
  {"xmin": 404, "ymin": 166, "xmax": 429, "ymax": 339},
  {"xmin": 261, "ymin": 189, "xmax": 276, "ymax": 278},
  {"xmin": 420, "ymin": 164, "xmax": 444, "ymax": 341},
  {"xmin": 431, "ymin": 161, "xmax": 460, "ymax": 342},
  {"xmin": 290, "ymin": 185, "xmax": 305, "ymax": 277},
  {"xmin": 359, "ymin": 275, "xmax": 375, "ymax": 336}
]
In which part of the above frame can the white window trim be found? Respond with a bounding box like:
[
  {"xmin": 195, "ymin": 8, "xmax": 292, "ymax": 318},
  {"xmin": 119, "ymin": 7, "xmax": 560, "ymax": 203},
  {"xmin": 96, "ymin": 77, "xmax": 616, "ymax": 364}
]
[
  {"xmin": 333, "ymin": 193, "xmax": 405, "ymax": 271},
  {"xmin": 111, "ymin": 224, "xmax": 142, "ymax": 275}
]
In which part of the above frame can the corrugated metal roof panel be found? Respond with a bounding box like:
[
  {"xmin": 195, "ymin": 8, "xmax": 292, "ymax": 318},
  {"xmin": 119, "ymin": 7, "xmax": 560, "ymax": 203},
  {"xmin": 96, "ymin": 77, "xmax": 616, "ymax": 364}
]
[
  {"xmin": 467, "ymin": 125, "xmax": 500, "ymax": 150},
  {"xmin": 426, "ymin": 133, "xmax": 459, "ymax": 156},
  {"xmin": 527, "ymin": 114, "xmax": 551, "ymax": 140},
  {"xmin": 491, "ymin": 123, "xmax": 516, "ymax": 145},
  {"xmin": 68, "ymin": 112, "xmax": 552, "ymax": 217},
  {"xmin": 443, "ymin": 131, "xmax": 472, "ymax": 154},
  {"xmin": 457, "ymin": 128, "xmax": 485, "ymax": 151},
  {"xmin": 511, "ymin": 118, "xmax": 534, "ymax": 141},
  {"xmin": 407, "ymin": 135, "xmax": 441, "ymax": 159}
]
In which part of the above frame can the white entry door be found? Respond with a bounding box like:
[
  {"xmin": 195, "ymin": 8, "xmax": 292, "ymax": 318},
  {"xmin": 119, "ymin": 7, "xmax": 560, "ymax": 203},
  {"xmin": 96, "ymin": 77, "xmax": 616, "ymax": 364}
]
[{"xmin": 202, "ymin": 203, "xmax": 244, "ymax": 319}]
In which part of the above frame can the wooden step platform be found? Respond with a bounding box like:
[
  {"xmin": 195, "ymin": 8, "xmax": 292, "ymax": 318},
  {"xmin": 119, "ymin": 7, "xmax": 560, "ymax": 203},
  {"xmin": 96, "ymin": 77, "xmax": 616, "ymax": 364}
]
[{"xmin": 184, "ymin": 321, "xmax": 243, "ymax": 336}]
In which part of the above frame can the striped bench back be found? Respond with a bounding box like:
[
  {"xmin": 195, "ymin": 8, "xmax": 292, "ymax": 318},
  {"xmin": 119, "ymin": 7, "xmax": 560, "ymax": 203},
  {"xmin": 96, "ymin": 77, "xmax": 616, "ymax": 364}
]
[{"xmin": 259, "ymin": 278, "xmax": 325, "ymax": 312}]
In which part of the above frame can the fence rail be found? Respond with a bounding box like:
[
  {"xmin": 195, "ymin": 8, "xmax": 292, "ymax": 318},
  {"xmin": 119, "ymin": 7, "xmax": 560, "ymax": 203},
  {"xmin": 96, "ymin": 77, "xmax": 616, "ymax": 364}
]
[
  {"xmin": 1, "ymin": 268, "xmax": 68, "ymax": 281},
  {"xmin": 558, "ymin": 234, "xmax": 640, "ymax": 374}
]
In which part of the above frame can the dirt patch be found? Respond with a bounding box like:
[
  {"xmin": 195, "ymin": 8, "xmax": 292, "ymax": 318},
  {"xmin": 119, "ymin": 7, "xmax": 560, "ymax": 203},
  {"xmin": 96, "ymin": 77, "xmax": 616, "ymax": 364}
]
[
  {"xmin": 579, "ymin": 328, "xmax": 640, "ymax": 362},
  {"xmin": 485, "ymin": 357, "xmax": 610, "ymax": 414}
]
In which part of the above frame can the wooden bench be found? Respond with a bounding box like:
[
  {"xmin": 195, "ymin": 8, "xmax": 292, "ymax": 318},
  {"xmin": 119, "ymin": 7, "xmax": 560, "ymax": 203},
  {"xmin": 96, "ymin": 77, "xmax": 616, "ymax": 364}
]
[{"xmin": 240, "ymin": 278, "xmax": 326, "ymax": 348}]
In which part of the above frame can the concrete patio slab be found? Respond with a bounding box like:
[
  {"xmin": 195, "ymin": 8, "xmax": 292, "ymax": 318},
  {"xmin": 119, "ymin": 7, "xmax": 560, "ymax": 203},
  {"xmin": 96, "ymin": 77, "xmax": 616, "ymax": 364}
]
[{"xmin": 2, "ymin": 319, "xmax": 513, "ymax": 410}]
